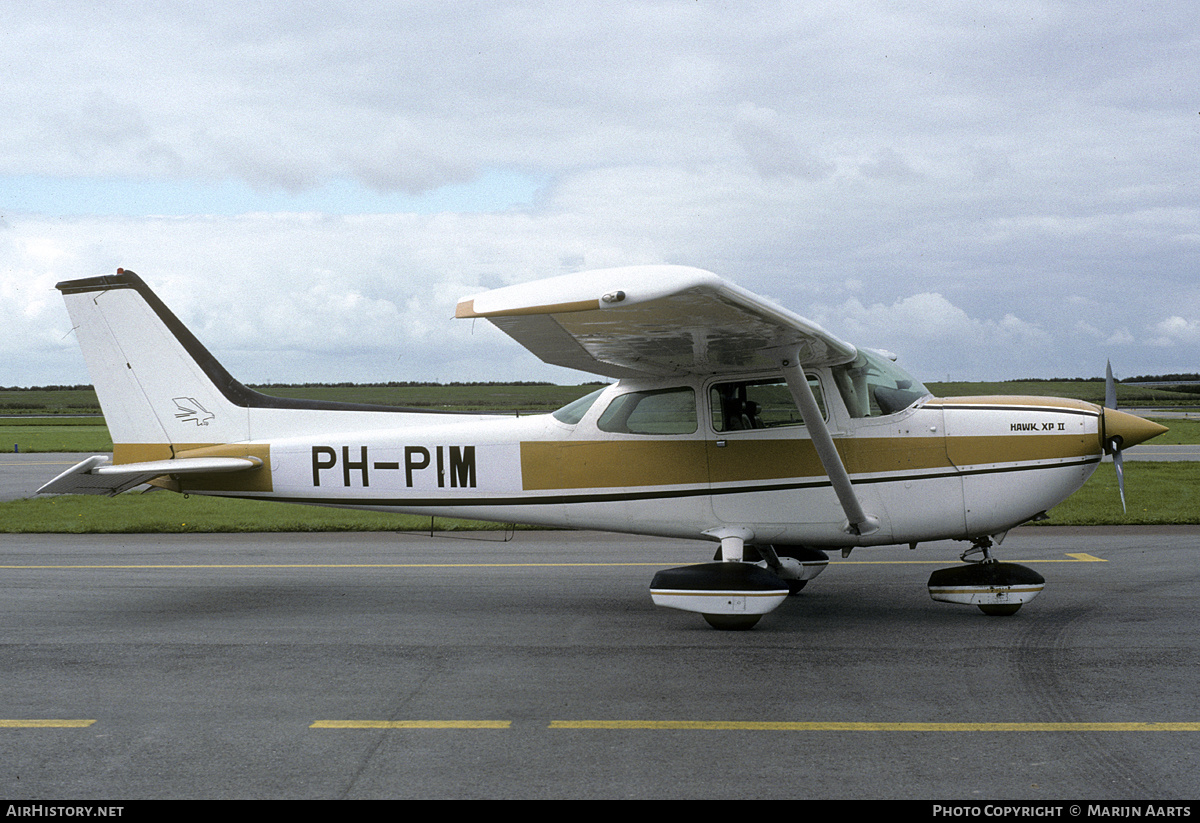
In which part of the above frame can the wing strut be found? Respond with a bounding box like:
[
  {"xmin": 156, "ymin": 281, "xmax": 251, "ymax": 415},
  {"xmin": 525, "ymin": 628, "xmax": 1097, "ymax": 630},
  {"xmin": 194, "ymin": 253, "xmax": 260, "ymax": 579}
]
[{"xmin": 779, "ymin": 356, "xmax": 880, "ymax": 537}]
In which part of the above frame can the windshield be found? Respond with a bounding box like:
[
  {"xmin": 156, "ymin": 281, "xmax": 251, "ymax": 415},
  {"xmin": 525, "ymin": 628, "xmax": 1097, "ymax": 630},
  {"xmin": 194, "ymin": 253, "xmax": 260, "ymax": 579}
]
[
  {"xmin": 831, "ymin": 350, "xmax": 929, "ymax": 418},
  {"xmin": 551, "ymin": 387, "xmax": 606, "ymax": 424}
]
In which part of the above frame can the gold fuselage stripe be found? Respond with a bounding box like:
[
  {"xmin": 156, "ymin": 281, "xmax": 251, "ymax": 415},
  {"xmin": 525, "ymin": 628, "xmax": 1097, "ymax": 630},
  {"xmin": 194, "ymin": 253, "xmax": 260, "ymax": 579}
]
[
  {"xmin": 520, "ymin": 434, "xmax": 1097, "ymax": 491},
  {"xmin": 110, "ymin": 431, "xmax": 1096, "ymax": 497},
  {"xmin": 108, "ymin": 394, "xmax": 1102, "ymax": 498}
]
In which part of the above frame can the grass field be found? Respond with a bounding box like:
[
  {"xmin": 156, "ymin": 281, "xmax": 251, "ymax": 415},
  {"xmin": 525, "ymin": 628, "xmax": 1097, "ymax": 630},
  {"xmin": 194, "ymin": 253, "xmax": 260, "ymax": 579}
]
[
  {"xmin": 2, "ymin": 461, "xmax": 1194, "ymax": 532},
  {"xmin": 0, "ymin": 383, "xmax": 601, "ymax": 416},
  {"xmin": 0, "ymin": 493, "xmax": 506, "ymax": 534},
  {"xmin": 2, "ymin": 382, "xmax": 1193, "ymax": 532},
  {"xmin": 3, "ymin": 380, "xmax": 1197, "ymax": 453},
  {"xmin": 3, "ymin": 417, "xmax": 112, "ymax": 453},
  {"xmin": 926, "ymin": 380, "xmax": 1200, "ymax": 408},
  {"xmin": 1036, "ymin": 462, "xmax": 1200, "ymax": 526},
  {"xmin": 4, "ymin": 379, "xmax": 1198, "ymax": 416}
]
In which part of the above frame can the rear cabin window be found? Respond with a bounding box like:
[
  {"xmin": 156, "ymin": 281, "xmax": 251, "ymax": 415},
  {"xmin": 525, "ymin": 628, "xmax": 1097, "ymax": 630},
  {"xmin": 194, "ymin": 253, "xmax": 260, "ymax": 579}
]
[
  {"xmin": 597, "ymin": 387, "xmax": 697, "ymax": 435},
  {"xmin": 709, "ymin": 377, "xmax": 824, "ymax": 432}
]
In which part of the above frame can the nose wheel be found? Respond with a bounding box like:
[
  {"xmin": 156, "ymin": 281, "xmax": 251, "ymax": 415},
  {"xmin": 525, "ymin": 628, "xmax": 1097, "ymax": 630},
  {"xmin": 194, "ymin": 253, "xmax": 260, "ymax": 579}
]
[
  {"xmin": 702, "ymin": 613, "xmax": 762, "ymax": 631},
  {"xmin": 928, "ymin": 537, "xmax": 1045, "ymax": 616}
]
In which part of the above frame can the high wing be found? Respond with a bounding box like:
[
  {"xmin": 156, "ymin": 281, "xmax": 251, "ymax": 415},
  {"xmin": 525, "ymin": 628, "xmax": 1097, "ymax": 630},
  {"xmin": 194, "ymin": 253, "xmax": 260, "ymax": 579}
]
[{"xmin": 455, "ymin": 265, "xmax": 857, "ymax": 378}]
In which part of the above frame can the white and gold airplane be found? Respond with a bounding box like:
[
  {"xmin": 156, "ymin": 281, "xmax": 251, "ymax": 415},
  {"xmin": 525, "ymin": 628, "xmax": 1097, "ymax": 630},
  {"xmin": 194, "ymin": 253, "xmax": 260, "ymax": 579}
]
[{"xmin": 40, "ymin": 266, "xmax": 1167, "ymax": 628}]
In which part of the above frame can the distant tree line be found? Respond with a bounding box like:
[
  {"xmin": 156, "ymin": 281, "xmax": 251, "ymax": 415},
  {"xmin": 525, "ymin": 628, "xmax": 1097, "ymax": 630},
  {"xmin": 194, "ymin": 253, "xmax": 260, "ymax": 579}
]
[
  {"xmin": 1123, "ymin": 373, "xmax": 1200, "ymax": 383},
  {"xmin": 1007, "ymin": 374, "xmax": 1200, "ymax": 384},
  {"xmin": 3, "ymin": 381, "xmax": 610, "ymax": 391},
  {"xmin": 246, "ymin": 380, "xmax": 609, "ymax": 389},
  {"xmin": 1004, "ymin": 377, "xmax": 1098, "ymax": 383}
]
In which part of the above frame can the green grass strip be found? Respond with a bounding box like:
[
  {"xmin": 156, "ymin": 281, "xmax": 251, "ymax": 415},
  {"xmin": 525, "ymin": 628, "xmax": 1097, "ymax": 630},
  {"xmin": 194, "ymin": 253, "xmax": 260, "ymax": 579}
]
[
  {"xmin": 1, "ymin": 462, "xmax": 1196, "ymax": 532},
  {"xmin": 1, "ymin": 423, "xmax": 112, "ymax": 453},
  {"xmin": 0, "ymin": 493, "xmax": 511, "ymax": 534},
  {"xmin": 1035, "ymin": 462, "xmax": 1200, "ymax": 526},
  {"xmin": 1140, "ymin": 417, "xmax": 1200, "ymax": 446}
]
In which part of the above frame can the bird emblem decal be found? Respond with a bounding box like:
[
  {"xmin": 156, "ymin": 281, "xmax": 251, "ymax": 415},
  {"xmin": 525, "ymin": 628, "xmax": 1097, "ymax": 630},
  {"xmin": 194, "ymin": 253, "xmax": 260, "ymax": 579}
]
[{"xmin": 173, "ymin": 397, "xmax": 214, "ymax": 426}]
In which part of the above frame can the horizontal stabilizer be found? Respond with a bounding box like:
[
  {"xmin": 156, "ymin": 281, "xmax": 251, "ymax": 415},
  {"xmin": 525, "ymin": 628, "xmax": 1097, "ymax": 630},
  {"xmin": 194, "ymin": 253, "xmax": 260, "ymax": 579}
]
[{"xmin": 38, "ymin": 455, "xmax": 262, "ymax": 497}]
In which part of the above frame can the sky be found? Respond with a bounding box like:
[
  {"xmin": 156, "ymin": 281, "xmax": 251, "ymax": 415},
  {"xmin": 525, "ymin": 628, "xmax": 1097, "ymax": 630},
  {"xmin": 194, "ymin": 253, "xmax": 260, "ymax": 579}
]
[{"xmin": 3, "ymin": 1, "xmax": 1198, "ymax": 389}]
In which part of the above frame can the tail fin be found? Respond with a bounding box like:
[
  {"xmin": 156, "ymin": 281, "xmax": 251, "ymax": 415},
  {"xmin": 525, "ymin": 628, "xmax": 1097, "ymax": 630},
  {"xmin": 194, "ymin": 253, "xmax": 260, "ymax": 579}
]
[
  {"xmin": 60, "ymin": 269, "xmax": 446, "ymax": 466},
  {"xmin": 58, "ymin": 270, "xmax": 252, "ymax": 461}
]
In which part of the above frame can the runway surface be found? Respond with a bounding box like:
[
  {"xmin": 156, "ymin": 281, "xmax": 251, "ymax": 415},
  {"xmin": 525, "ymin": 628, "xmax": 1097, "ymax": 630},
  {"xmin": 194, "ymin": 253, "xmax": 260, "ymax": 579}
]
[
  {"xmin": 0, "ymin": 454, "xmax": 87, "ymax": 502},
  {"xmin": 1, "ymin": 527, "xmax": 1198, "ymax": 799}
]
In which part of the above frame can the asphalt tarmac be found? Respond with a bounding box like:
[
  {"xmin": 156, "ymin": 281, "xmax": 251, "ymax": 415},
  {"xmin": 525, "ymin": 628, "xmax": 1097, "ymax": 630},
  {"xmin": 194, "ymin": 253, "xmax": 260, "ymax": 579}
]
[
  {"xmin": 1, "ymin": 526, "xmax": 1197, "ymax": 799},
  {"xmin": 0, "ymin": 454, "xmax": 87, "ymax": 501}
]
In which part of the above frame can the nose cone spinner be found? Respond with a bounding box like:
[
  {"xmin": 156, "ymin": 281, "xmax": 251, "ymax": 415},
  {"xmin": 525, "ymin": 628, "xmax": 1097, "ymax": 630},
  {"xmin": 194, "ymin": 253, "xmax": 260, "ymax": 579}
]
[{"xmin": 1101, "ymin": 408, "xmax": 1169, "ymax": 452}]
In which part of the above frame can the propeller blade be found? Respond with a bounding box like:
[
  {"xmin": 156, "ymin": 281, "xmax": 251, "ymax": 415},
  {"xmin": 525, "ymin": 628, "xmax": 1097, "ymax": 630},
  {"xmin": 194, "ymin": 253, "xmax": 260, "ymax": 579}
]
[
  {"xmin": 1113, "ymin": 448, "xmax": 1126, "ymax": 514},
  {"xmin": 1102, "ymin": 362, "xmax": 1167, "ymax": 514},
  {"xmin": 1105, "ymin": 361, "xmax": 1134, "ymax": 513}
]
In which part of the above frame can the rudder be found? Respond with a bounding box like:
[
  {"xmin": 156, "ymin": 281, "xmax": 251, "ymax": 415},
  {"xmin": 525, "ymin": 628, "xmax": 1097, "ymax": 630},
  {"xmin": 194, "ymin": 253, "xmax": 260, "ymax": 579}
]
[{"xmin": 58, "ymin": 270, "xmax": 251, "ymax": 461}]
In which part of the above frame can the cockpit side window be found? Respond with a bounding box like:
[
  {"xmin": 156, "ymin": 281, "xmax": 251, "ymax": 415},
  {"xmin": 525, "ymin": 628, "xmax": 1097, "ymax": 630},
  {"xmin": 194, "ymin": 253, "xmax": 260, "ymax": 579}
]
[
  {"xmin": 709, "ymin": 376, "xmax": 824, "ymax": 433},
  {"xmin": 597, "ymin": 387, "xmax": 697, "ymax": 435},
  {"xmin": 831, "ymin": 350, "xmax": 930, "ymax": 418}
]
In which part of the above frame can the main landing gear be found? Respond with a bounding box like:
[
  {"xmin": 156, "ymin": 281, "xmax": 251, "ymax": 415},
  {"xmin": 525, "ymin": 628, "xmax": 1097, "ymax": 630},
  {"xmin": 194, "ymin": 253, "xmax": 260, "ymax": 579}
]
[
  {"xmin": 649, "ymin": 562, "xmax": 787, "ymax": 630},
  {"xmin": 649, "ymin": 537, "xmax": 830, "ymax": 630},
  {"xmin": 650, "ymin": 533, "xmax": 1045, "ymax": 628},
  {"xmin": 927, "ymin": 536, "xmax": 1045, "ymax": 616}
]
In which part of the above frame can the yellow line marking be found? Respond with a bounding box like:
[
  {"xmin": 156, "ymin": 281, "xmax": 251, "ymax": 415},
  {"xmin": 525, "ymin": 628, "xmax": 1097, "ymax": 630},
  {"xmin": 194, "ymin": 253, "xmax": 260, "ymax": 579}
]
[
  {"xmin": 547, "ymin": 721, "xmax": 1200, "ymax": 731},
  {"xmin": 0, "ymin": 555, "xmax": 1103, "ymax": 570},
  {"xmin": 838, "ymin": 555, "xmax": 1102, "ymax": 565},
  {"xmin": 311, "ymin": 720, "xmax": 511, "ymax": 729},
  {"xmin": 0, "ymin": 563, "xmax": 683, "ymax": 570},
  {"xmin": 0, "ymin": 461, "xmax": 80, "ymax": 466},
  {"xmin": 0, "ymin": 719, "xmax": 96, "ymax": 728}
]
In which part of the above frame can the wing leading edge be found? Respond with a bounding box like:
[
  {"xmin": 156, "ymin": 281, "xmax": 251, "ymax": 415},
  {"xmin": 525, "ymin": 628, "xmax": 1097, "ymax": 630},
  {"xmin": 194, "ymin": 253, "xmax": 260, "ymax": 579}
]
[{"xmin": 456, "ymin": 266, "xmax": 857, "ymax": 378}]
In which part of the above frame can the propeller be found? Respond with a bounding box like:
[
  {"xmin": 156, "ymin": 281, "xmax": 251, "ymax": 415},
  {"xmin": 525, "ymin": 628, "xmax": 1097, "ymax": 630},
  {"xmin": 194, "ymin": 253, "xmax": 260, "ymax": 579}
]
[
  {"xmin": 1101, "ymin": 361, "xmax": 1169, "ymax": 512},
  {"xmin": 1104, "ymin": 361, "xmax": 1126, "ymax": 512}
]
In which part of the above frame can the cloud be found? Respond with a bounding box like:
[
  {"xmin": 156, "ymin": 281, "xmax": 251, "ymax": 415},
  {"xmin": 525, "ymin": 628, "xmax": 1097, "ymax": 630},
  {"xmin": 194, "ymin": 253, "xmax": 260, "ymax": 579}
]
[
  {"xmin": 815, "ymin": 292, "xmax": 1054, "ymax": 380},
  {"xmin": 2, "ymin": 2, "xmax": 1197, "ymax": 385},
  {"xmin": 857, "ymin": 147, "xmax": 921, "ymax": 182},
  {"xmin": 1075, "ymin": 321, "xmax": 1135, "ymax": 347},
  {"xmin": 733, "ymin": 103, "xmax": 834, "ymax": 181},
  {"xmin": 1147, "ymin": 316, "xmax": 1200, "ymax": 347}
]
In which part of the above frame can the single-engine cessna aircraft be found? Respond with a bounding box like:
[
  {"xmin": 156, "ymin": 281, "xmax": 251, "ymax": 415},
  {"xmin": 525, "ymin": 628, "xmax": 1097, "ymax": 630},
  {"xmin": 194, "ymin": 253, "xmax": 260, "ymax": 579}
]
[{"xmin": 41, "ymin": 265, "xmax": 1167, "ymax": 628}]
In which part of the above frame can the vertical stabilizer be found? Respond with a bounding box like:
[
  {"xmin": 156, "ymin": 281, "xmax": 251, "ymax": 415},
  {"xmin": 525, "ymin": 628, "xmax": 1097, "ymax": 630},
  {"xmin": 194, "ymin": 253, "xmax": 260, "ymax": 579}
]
[{"xmin": 58, "ymin": 271, "xmax": 251, "ymax": 460}]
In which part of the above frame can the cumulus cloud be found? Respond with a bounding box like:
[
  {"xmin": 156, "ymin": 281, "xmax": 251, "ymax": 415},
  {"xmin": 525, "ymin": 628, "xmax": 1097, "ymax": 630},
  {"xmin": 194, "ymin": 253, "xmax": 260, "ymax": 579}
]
[
  {"xmin": 813, "ymin": 292, "xmax": 1056, "ymax": 379},
  {"xmin": 1075, "ymin": 321, "xmax": 1135, "ymax": 347},
  {"xmin": 1147, "ymin": 316, "xmax": 1200, "ymax": 347},
  {"xmin": 838, "ymin": 293, "xmax": 1047, "ymax": 346}
]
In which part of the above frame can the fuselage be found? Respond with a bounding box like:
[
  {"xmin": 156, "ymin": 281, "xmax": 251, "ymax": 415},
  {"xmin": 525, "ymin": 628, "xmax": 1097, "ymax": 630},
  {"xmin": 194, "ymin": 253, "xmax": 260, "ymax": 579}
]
[
  {"xmin": 158, "ymin": 369, "xmax": 1113, "ymax": 548},
  {"xmin": 53, "ymin": 268, "xmax": 1166, "ymax": 555}
]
